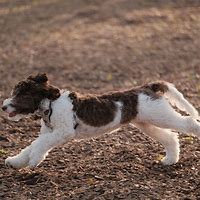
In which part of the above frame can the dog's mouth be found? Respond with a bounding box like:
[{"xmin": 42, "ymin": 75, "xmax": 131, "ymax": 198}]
[
  {"xmin": 3, "ymin": 98, "xmax": 34, "ymax": 120},
  {"xmin": 8, "ymin": 111, "xmax": 17, "ymax": 118}
]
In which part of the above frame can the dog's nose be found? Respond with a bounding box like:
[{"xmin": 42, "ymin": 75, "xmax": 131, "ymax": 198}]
[{"xmin": 2, "ymin": 105, "xmax": 7, "ymax": 111}]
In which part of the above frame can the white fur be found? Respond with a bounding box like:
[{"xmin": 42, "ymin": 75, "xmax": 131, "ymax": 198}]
[
  {"xmin": 133, "ymin": 123, "xmax": 180, "ymax": 165},
  {"xmin": 2, "ymin": 98, "xmax": 23, "ymax": 121},
  {"xmin": 5, "ymin": 84, "xmax": 200, "ymax": 169},
  {"xmin": 136, "ymin": 94, "xmax": 200, "ymax": 136},
  {"xmin": 164, "ymin": 83, "xmax": 199, "ymax": 118},
  {"xmin": 3, "ymin": 98, "xmax": 14, "ymax": 112},
  {"xmin": 136, "ymin": 93, "xmax": 200, "ymax": 165}
]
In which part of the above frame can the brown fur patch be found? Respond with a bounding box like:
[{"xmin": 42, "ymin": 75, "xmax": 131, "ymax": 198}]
[
  {"xmin": 69, "ymin": 92, "xmax": 117, "ymax": 127},
  {"xmin": 142, "ymin": 81, "xmax": 169, "ymax": 98},
  {"xmin": 11, "ymin": 74, "xmax": 60, "ymax": 115},
  {"xmin": 69, "ymin": 81, "xmax": 169, "ymax": 127}
]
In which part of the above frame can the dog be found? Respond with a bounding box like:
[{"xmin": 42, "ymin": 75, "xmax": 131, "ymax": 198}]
[{"xmin": 2, "ymin": 73, "xmax": 200, "ymax": 169}]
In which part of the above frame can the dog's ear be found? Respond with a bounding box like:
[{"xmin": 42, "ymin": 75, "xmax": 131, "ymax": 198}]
[
  {"xmin": 46, "ymin": 86, "xmax": 60, "ymax": 100},
  {"xmin": 28, "ymin": 73, "xmax": 48, "ymax": 84}
]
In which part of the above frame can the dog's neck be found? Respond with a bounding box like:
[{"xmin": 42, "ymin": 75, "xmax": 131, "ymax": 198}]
[{"xmin": 38, "ymin": 99, "xmax": 53, "ymax": 128}]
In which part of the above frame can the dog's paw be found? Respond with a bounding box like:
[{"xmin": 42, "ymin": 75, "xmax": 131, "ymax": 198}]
[
  {"xmin": 28, "ymin": 155, "xmax": 44, "ymax": 168},
  {"xmin": 161, "ymin": 156, "xmax": 178, "ymax": 165},
  {"xmin": 5, "ymin": 156, "xmax": 24, "ymax": 169},
  {"xmin": 28, "ymin": 159, "xmax": 40, "ymax": 169}
]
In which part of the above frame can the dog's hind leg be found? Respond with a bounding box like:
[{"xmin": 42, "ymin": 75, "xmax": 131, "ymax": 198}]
[
  {"xmin": 137, "ymin": 94, "xmax": 200, "ymax": 137},
  {"xmin": 133, "ymin": 122, "xmax": 180, "ymax": 165}
]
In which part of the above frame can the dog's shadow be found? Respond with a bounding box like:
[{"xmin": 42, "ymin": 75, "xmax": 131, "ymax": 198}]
[{"xmin": 14, "ymin": 171, "xmax": 48, "ymax": 185}]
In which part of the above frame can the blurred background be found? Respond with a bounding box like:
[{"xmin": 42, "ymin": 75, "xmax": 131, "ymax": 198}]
[
  {"xmin": 0, "ymin": 0, "xmax": 200, "ymax": 96},
  {"xmin": 0, "ymin": 0, "xmax": 200, "ymax": 199}
]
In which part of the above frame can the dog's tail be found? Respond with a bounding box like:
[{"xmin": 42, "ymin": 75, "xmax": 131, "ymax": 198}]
[{"xmin": 149, "ymin": 81, "xmax": 199, "ymax": 118}]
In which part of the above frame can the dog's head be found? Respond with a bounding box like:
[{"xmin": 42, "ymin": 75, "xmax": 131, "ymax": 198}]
[{"xmin": 2, "ymin": 73, "xmax": 60, "ymax": 121}]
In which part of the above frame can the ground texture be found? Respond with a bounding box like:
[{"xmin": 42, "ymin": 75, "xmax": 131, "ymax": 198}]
[{"xmin": 0, "ymin": 0, "xmax": 200, "ymax": 199}]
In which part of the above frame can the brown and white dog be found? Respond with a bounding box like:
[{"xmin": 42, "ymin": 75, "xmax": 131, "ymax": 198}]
[{"xmin": 2, "ymin": 74, "xmax": 200, "ymax": 169}]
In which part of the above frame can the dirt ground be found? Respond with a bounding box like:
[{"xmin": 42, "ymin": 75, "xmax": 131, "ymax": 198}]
[{"xmin": 0, "ymin": 0, "xmax": 200, "ymax": 199}]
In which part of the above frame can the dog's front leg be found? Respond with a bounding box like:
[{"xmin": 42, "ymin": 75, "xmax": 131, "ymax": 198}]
[
  {"xmin": 5, "ymin": 129, "xmax": 75, "ymax": 169},
  {"xmin": 28, "ymin": 130, "xmax": 75, "ymax": 168},
  {"xmin": 5, "ymin": 145, "xmax": 32, "ymax": 169},
  {"xmin": 5, "ymin": 121, "xmax": 58, "ymax": 169}
]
